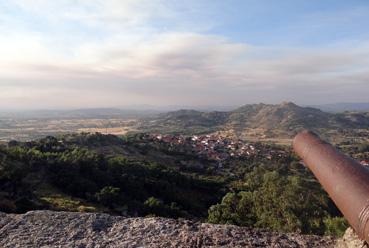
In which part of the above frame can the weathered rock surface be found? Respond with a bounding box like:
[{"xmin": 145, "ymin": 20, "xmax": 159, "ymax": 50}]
[
  {"xmin": 0, "ymin": 210, "xmax": 336, "ymax": 248},
  {"xmin": 335, "ymin": 228, "xmax": 367, "ymax": 248}
]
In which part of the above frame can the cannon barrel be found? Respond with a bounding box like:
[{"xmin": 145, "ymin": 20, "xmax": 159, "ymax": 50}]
[{"xmin": 293, "ymin": 130, "xmax": 369, "ymax": 242}]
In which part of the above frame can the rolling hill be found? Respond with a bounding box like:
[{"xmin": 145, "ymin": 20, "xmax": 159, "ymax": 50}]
[{"xmin": 138, "ymin": 102, "xmax": 369, "ymax": 137}]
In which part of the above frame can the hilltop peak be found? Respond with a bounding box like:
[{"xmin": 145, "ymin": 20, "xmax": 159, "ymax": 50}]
[
  {"xmin": 139, "ymin": 102, "xmax": 368, "ymax": 137},
  {"xmin": 234, "ymin": 102, "xmax": 299, "ymax": 111},
  {"xmin": 279, "ymin": 101, "xmax": 298, "ymax": 108}
]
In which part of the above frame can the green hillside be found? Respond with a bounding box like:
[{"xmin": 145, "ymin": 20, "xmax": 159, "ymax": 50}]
[
  {"xmin": 0, "ymin": 134, "xmax": 224, "ymax": 219},
  {"xmin": 1, "ymin": 132, "xmax": 363, "ymax": 236}
]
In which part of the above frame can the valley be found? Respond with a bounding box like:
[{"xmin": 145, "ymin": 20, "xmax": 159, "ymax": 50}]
[
  {"xmin": 1, "ymin": 102, "xmax": 369, "ymax": 144},
  {"xmin": 0, "ymin": 118, "xmax": 138, "ymax": 142},
  {"xmin": 1, "ymin": 102, "xmax": 368, "ymax": 238}
]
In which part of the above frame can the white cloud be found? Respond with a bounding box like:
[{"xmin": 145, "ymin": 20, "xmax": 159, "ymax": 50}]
[
  {"xmin": 2, "ymin": 30, "xmax": 369, "ymax": 107},
  {"xmin": 0, "ymin": 1, "xmax": 369, "ymax": 108}
]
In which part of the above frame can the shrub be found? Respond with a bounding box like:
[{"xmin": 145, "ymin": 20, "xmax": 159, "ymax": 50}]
[
  {"xmin": 323, "ymin": 217, "xmax": 348, "ymax": 237},
  {"xmin": 95, "ymin": 186, "xmax": 121, "ymax": 207}
]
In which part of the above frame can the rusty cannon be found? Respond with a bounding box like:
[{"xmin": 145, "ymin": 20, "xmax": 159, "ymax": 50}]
[{"xmin": 293, "ymin": 130, "xmax": 369, "ymax": 243}]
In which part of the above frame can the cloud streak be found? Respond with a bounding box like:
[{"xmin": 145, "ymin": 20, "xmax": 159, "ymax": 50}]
[{"xmin": 0, "ymin": 1, "xmax": 369, "ymax": 109}]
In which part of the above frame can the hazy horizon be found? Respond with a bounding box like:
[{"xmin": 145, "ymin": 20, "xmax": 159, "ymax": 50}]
[
  {"xmin": 1, "ymin": 1, "xmax": 369, "ymax": 109},
  {"xmin": 1, "ymin": 101, "xmax": 369, "ymax": 113}
]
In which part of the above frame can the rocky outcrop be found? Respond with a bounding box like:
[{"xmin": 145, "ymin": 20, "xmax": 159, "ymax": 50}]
[
  {"xmin": 0, "ymin": 211, "xmax": 335, "ymax": 248},
  {"xmin": 335, "ymin": 228, "xmax": 367, "ymax": 248}
]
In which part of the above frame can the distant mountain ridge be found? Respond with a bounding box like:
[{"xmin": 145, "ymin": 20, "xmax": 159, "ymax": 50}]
[
  {"xmin": 138, "ymin": 102, "xmax": 369, "ymax": 136},
  {"xmin": 312, "ymin": 102, "xmax": 369, "ymax": 113},
  {"xmin": 227, "ymin": 102, "xmax": 331, "ymax": 130},
  {"xmin": 1, "ymin": 102, "xmax": 368, "ymax": 141},
  {"xmin": 0, "ymin": 108, "xmax": 160, "ymax": 120}
]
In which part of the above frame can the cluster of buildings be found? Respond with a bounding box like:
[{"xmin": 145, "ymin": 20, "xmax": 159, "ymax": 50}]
[
  {"xmin": 144, "ymin": 133, "xmax": 288, "ymax": 162},
  {"xmin": 361, "ymin": 160, "xmax": 369, "ymax": 167}
]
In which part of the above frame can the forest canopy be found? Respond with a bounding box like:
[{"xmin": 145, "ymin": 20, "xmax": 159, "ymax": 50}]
[{"xmin": 0, "ymin": 133, "xmax": 348, "ymax": 236}]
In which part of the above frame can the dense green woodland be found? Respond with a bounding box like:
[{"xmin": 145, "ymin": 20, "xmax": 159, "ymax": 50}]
[{"xmin": 0, "ymin": 133, "xmax": 350, "ymax": 236}]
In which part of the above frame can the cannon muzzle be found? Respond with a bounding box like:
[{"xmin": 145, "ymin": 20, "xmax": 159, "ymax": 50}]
[{"xmin": 293, "ymin": 130, "xmax": 369, "ymax": 242}]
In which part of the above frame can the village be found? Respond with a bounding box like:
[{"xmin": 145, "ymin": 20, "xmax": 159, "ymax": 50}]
[{"xmin": 142, "ymin": 133, "xmax": 289, "ymax": 163}]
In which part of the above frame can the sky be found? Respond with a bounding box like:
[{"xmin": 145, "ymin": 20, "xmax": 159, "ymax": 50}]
[{"xmin": 1, "ymin": 0, "xmax": 369, "ymax": 109}]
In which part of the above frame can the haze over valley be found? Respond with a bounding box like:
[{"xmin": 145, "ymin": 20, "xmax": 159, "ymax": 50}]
[
  {"xmin": 1, "ymin": 1, "xmax": 369, "ymax": 247},
  {"xmin": 1, "ymin": 102, "xmax": 368, "ymax": 144}
]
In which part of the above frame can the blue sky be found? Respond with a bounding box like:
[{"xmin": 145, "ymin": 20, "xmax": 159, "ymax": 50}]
[
  {"xmin": 207, "ymin": 0, "xmax": 369, "ymax": 46},
  {"xmin": 0, "ymin": 0, "xmax": 369, "ymax": 109}
]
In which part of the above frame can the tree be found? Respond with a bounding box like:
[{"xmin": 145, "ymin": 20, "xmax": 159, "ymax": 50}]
[
  {"xmin": 95, "ymin": 186, "xmax": 120, "ymax": 207},
  {"xmin": 144, "ymin": 197, "xmax": 166, "ymax": 216},
  {"xmin": 208, "ymin": 166, "xmax": 331, "ymax": 234},
  {"xmin": 208, "ymin": 192, "xmax": 255, "ymax": 226}
]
